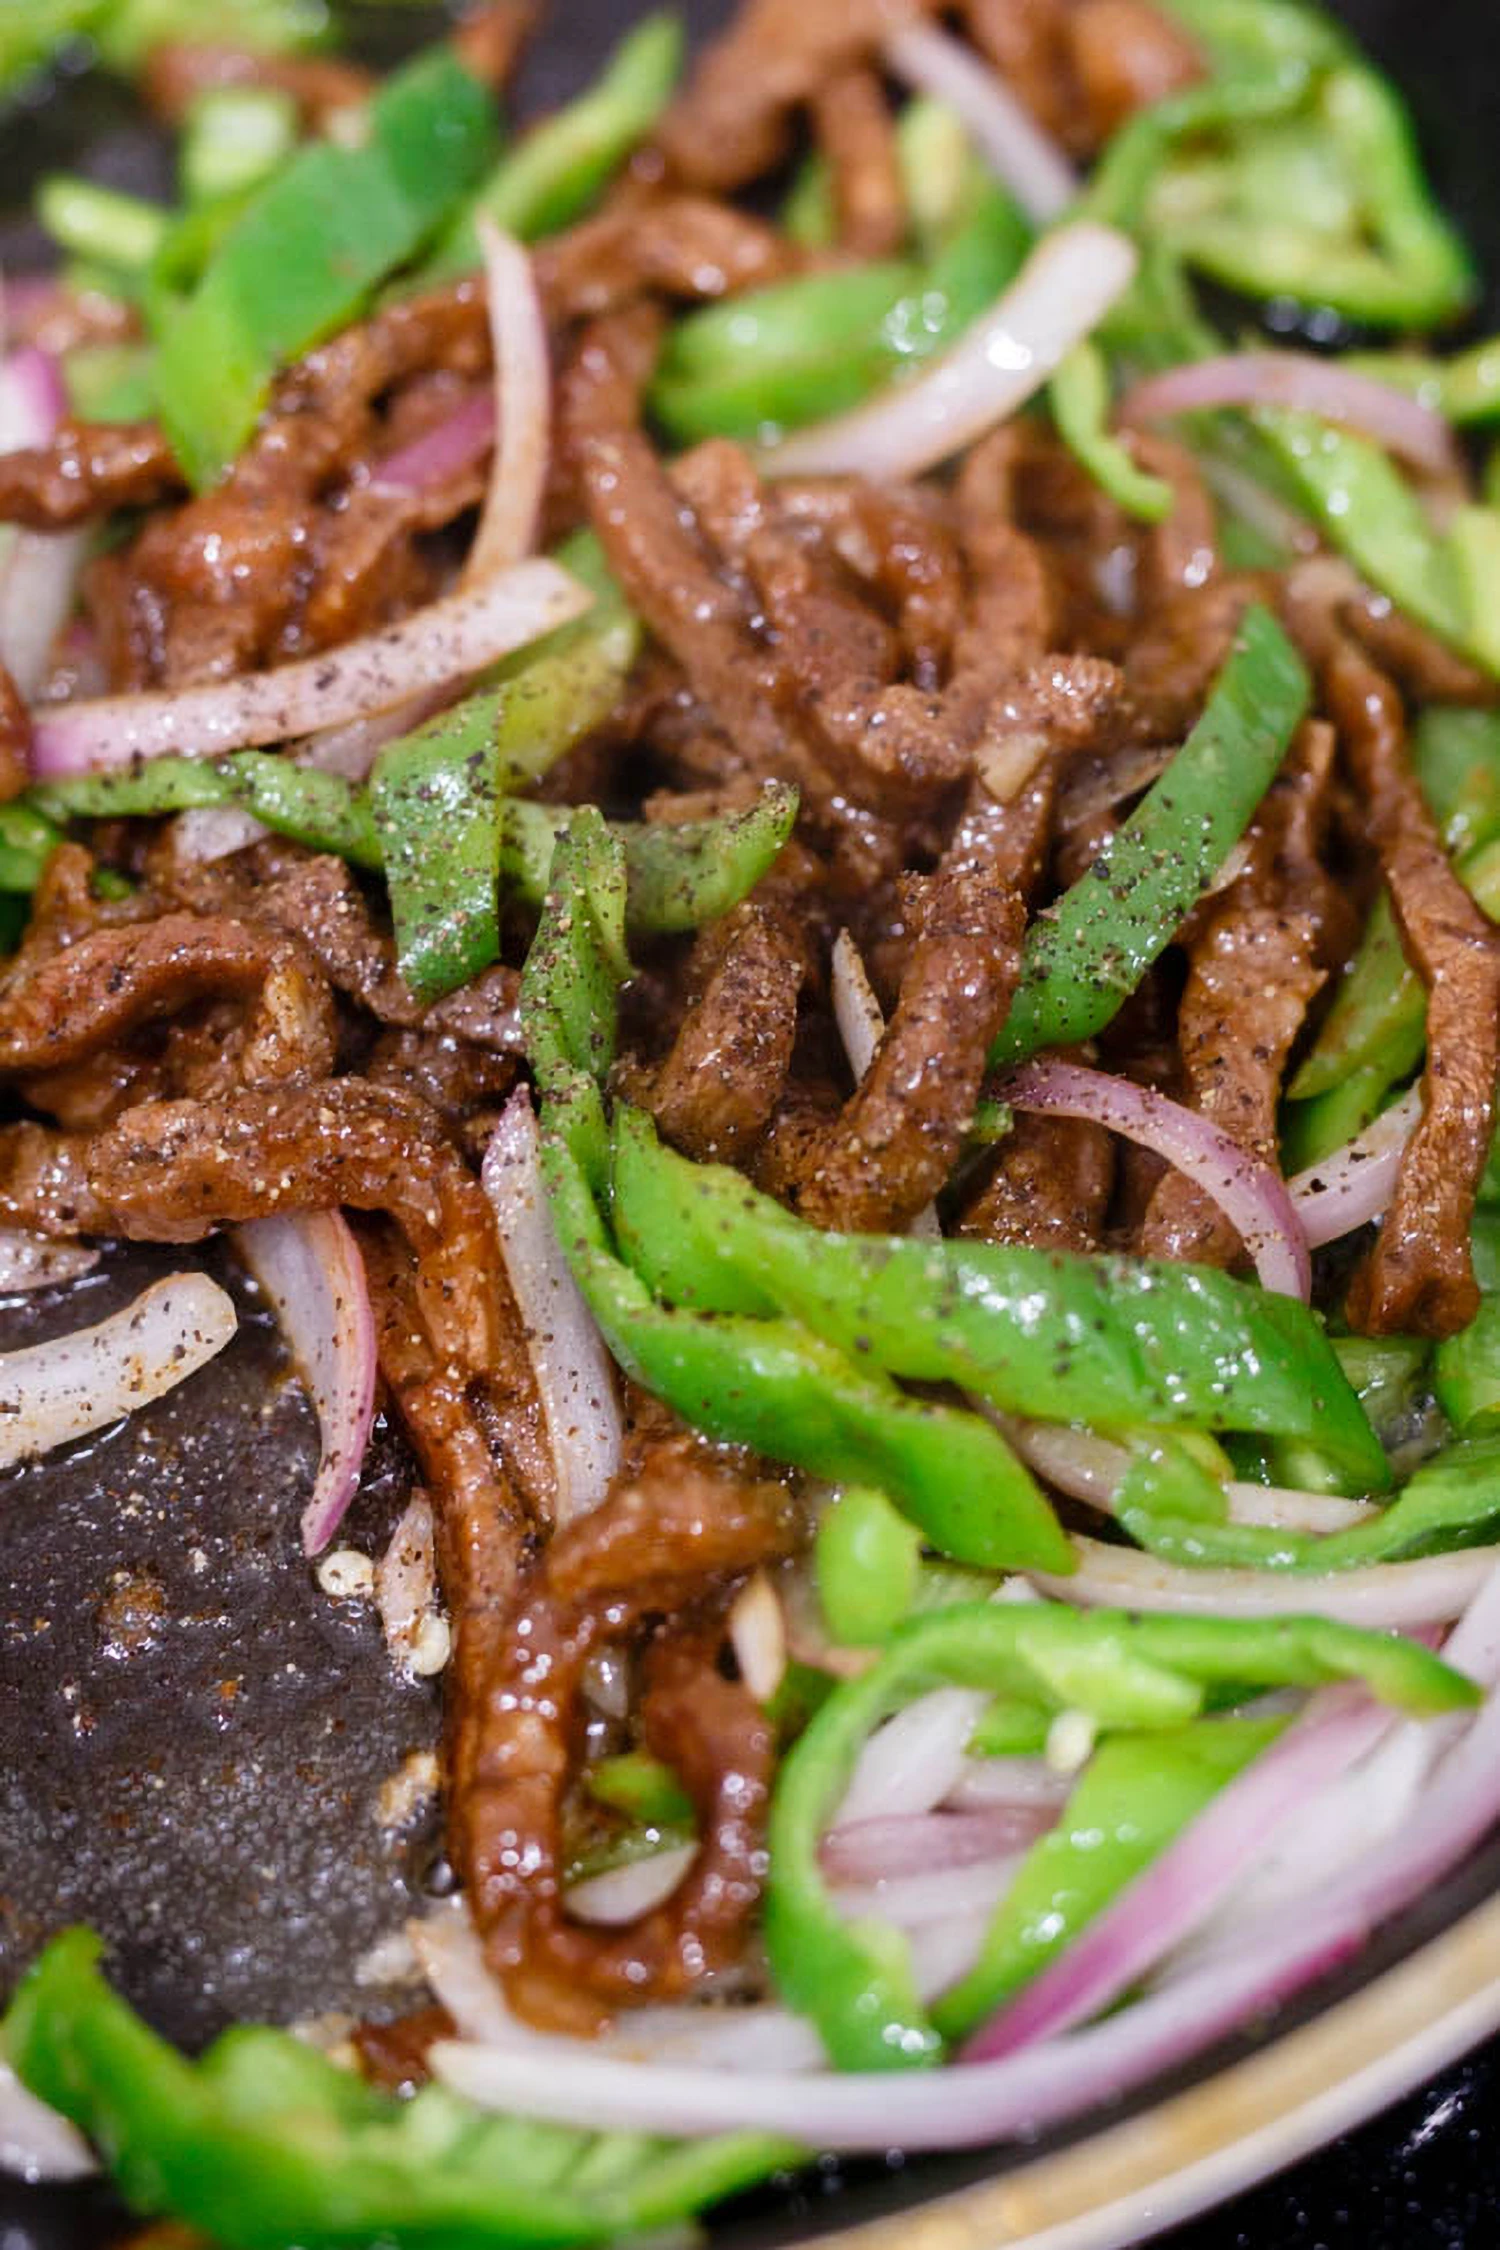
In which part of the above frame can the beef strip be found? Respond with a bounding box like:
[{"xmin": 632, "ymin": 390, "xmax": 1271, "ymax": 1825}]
[
  {"xmin": 0, "ymin": 419, "xmax": 182, "ymax": 531},
  {"xmin": 457, "ymin": 1443, "xmax": 797, "ymax": 2031},
  {"xmin": 1287, "ymin": 574, "xmax": 1500, "ymax": 1335},
  {"xmin": 638, "ymin": 897, "xmax": 811, "ymax": 1163},
  {"xmin": 812, "ymin": 68, "xmax": 906, "ymax": 259},
  {"xmin": 535, "ymin": 198, "xmax": 797, "ymax": 323}
]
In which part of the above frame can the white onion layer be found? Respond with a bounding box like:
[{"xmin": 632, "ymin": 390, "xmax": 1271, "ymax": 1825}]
[
  {"xmin": 0, "ymin": 1272, "xmax": 236, "ymax": 1469},
  {"xmin": 1120, "ymin": 353, "xmax": 1460, "ymax": 479},
  {"xmin": 1035, "ymin": 1533, "xmax": 1498, "ymax": 1628},
  {"xmin": 883, "ymin": 23, "xmax": 1078, "ymax": 222},
  {"xmin": 0, "ymin": 2059, "xmax": 95, "ymax": 2184},
  {"xmin": 233, "ymin": 1211, "xmax": 376, "ymax": 1556},
  {"xmin": 1289, "ymin": 1086, "xmax": 1423, "ymax": 1248},
  {"xmin": 0, "ymin": 1227, "xmax": 99, "ymax": 1295},
  {"xmin": 483, "ymin": 1088, "xmax": 623, "ymax": 1524},
  {"xmin": 467, "ymin": 221, "xmax": 550, "ymax": 580},
  {"xmin": 761, "ymin": 221, "xmax": 1137, "ymax": 483},
  {"xmin": 29, "ymin": 557, "xmax": 589, "ymax": 776},
  {"xmin": 995, "ymin": 1060, "xmax": 1311, "ymax": 1298},
  {"xmin": 0, "ymin": 346, "xmax": 86, "ymax": 700}
]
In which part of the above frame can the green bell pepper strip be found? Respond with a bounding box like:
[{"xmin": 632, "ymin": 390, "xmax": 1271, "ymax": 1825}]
[
  {"xmin": 0, "ymin": 803, "xmax": 66, "ymax": 894},
  {"xmin": 180, "ymin": 85, "xmax": 299, "ymax": 207},
  {"xmin": 609, "ymin": 1104, "xmax": 1388, "ymax": 1485},
  {"xmin": 427, "ymin": 14, "xmax": 683, "ymax": 279},
  {"xmin": 154, "ymin": 48, "xmax": 496, "ymax": 489},
  {"xmin": 523, "ymin": 822, "xmax": 1073, "ymax": 1574},
  {"xmin": 764, "ymin": 1600, "xmax": 1474, "ymax": 2072},
  {"xmin": 63, "ymin": 341, "xmax": 156, "ymax": 423},
  {"xmin": 1, "ymin": 0, "xmax": 324, "ymax": 100},
  {"xmin": 991, "ymin": 603, "xmax": 1311, "ymax": 1066},
  {"xmin": 816, "ymin": 1486, "xmax": 924, "ymax": 1648},
  {"xmin": 502, "ymin": 782, "xmax": 799, "ymax": 933},
  {"xmin": 1049, "ymin": 339, "xmax": 1174, "ymax": 523},
  {"xmin": 585, "ymin": 1751, "xmax": 695, "ymax": 1829},
  {"xmin": 1435, "ymin": 1306, "xmax": 1500, "ymax": 1437},
  {"xmin": 931, "ymin": 1718, "xmax": 1282, "ymax": 2037},
  {"xmin": 5, "ymin": 1928, "xmax": 793, "ymax": 2250},
  {"xmin": 1121, "ymin": 1430, "xmax": 1500, "ymax": 1573},
  {"xmin": 1288, "ymin": 889, "xmax": 1422, "ymax": 1103},
  {"xmin": 35, "ymin": 752, "xmax": 384, "ymax": 869},
  {"xmin": 781, "ymin": 154, "xmax": 835, "ymax": 249},
  {"xmin": 651, "ymin": 177, "xmax": 1030, "ymax": 448},
  {"xmin": 372, "ymin": 692, "xmax": 512, "ymax": 1003},
  {"xmin": 37, "ymin": 176, "xmax": 167, "ymax": 274}
]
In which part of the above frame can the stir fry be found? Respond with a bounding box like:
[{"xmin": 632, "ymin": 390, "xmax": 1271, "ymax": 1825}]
[{"xmin": 4, "ymin": 0, "xmax": 1500, "ymax": 2242}]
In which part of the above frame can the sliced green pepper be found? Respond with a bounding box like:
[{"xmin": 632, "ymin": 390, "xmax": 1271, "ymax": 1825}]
[
  {"xmin": 37, "ymin": 176, "xmax": 167, "ymax": 275},
  {"xmin": 1050, "ymin": 339, "xmax": 1174, "ymax": 523},
  {"xmin": 1435, "ymin": 1305, "xmax": 1500, "ymax": 1437},
  {"xmin": 155, "ymin": 48, "xmax": 496, "ymax": 488},
  {"xmin": 992, "ymin": 604, "xmax": 1311, "ymax": 1066},
  {"xmin": 180, "ymin": 85, "xmax": 299, "ymax": 208},
  {"xmin": 35, "ymin": 753, "xmax": 383, "ymax": 869},
  {"xmin": 502, "ymin": 783, "xmax": 798, "ymax": 932},
  {"xmin": 428, "ymin": 13, "xmax": 683, "ymax": 277},
  {"xmin": 585, "ymin": 1751, "xmax": 695, "ymax": 1829},
  {"xmin": 931, "ymin": 1717, "xmax": 1282, "ymax": 2037},
  {"xmin": 815, "ymin": 1486, "xmax": 924, "ymax": 1648},
  {"xmin": 372, "ymin": 692, "xmax": 510, "ymax": 1003},
  {"xmin": 764, "ymin": 1600, "xmax": 1474, "ymax": 2071},
  {"xmin": 606, "ymin": 1098, "xmax": 1388, "ymax": 1488},
  {"xmin": 0, "ymin": 802, "xmax": 66, "ymax": 894},
  {"xmin": 5, "ymin": 1929, "xmax": 793, "ymax": 2250}
]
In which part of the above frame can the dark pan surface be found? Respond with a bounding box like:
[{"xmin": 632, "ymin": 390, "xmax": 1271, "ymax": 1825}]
[{"xmin": 2, "ymin": 2, "xmax": 1499, "ymax": 2243}]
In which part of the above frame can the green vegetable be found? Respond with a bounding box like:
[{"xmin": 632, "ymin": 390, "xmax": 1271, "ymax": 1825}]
[
  {"xmin": 5, "ymin": 1929, "xmax": 793, "ymax": 2250},
  {"xmin": 1050, "ymin": 339, "xmax": 1174, "ymax": 523},
  {"xmin": 154, "ymin": 48, "xmax": 495, "ymax": 488},
  {"xmin": 586, "ymin": 1752, "xmax": 695, "ymax": 1829},
  {"xmin": 180, "ymin": 85, "xmax": 299, "ymax": 207},
  {"xmin": 35, "ymin": 754, "xmax": 383, "ymax": 868},
  {"xmin": 429, "ymin": 14, "xmax": 683, "ymax": 278},
  {"xmin": 502, "ymin": 784, "xmax": 798, "ymax": 933},
  {"xmin": 780, "ymin": 152, "xmax": 835, "ymax": 248},
  {"xmin": 764, "ymin": 1600, "xmax": 1475, "ymax": 2071},
  {"xmin": 652, "ymin": 173, "xmax": 1030, "ymax": 446},
  {"xmin": 992, "ymin": 604, "xmax": 1311, "ymax": 1066},
  {"xmin": 523, "ymin": 821, "xmax": 1073, "ymax": 1574},
  {"xmin": 37, "ymin": 175, "xmax": 166, "ymax": 274},
  {"xmin": 815, "ymin": 1487, "xmax": 924, "ymax": 1648},
  {"xmin": 1435, "ymin": 1303, "xmax": 1500, "ymax": 1436},
  {"xmin": 63, "ymin": 341, "xmax": 155, "ymax": 423},
  {"xmin": 372, "ymin": 692, "xmax": 512, "ymax": 1004},
  {"xmin": 0, "ymin": 802, "xmax": 65, "ymax": 893},
  {"xmin": 1, "ymin": 0, "xmax": 324, "ymax": 100},
  {"xmin": 931, "ymin": 1718, "xmax": 1282, "ymax": 2036},
  {"xmin": 609, "ymin": 1098, "xmax": 1387, "ymax": 1485}
]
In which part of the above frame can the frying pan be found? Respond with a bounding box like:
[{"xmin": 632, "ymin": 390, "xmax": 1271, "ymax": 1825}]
[{"xmin": 1, "ymin": 4, "xmax": 1497, "ymax": 2243}]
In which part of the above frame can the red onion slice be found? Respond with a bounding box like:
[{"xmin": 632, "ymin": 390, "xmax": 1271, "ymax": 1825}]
[
  {"xmin": 1120, "ymin": 353, "xmax": 1461, "ymax": 480},
  {"xmin": 1289, "ymin": 1085, "xmax": 1422, "ymax": 1248},
  {"xmin": 466, "ymin": 221, "xmax": 550, "ymax": 581},
  {"xmin": 0, "ymin": 347, "xmax": 86, "ymax": 699},
  {"xmin": 28, "ymin": 556, "xmax": 590, "ymax": 776},
  {"xmin": 1035, "ymin": 1533, "xmax": 1497, "ymax": 1628},
  {"xmin": 961, "ymin": 1690, "xmax": 1390, "ymax": 2061},
  {"xmin": 370, "ymin": 391, "xmax": 497, "ymax": 500},
  {"xmin": 994, "ymin": 1060, "xmax": 1311, "ymax": 1298},
  {"xmin": 483, "ymin": 1088, "xmax": 623, "ymax": 1524},
  {"xmin": 883, "ymin": 23, "xmax": 1077, "ymax": 222},
  {"xmin": 233, "ymin": 1212, "xmax": 376, "ymax": 1557},
  {"xmin": 0, "ymin": 1227, "xmax": 99, "ymax": 1295},
  {"xmin": 762, "ymin": 221, "xmax": 1137, "ymax": 483},
  {"xmin": 0, "ymin": 2060, "xmax": 95, "ymax": 2185},
  {"xmin": 0, "ymin": 1271, "xmax": 236, "ymax": 1469},
  {"xmin": 1006, "ymin": 1419, "xmax": 1376, "ymax": 1536},
  {"xmin": 820, "ymin": 1807, "xmax": 1055, "ymax": 1886}
]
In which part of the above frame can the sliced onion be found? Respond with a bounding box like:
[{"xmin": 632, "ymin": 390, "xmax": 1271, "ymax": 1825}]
[
  {"xmin": 0, "ymin": 1226, "xmax": 99, "ymax": 1295},
  {"xmin": 962, "ymin": 1690, "xmax": 1390, "ymax": 2061},
  {"xmin": 834, "ymin": 1686, "xmax": 990, "ymax": 1828},
  {"xmin": 376, "ymin": 1491, "xmax": 443, "ymax": 1675},
  {"xmin": 29, "ymin": 556, "xmax": 589, "ymax": 777},
  {"xmin": 0, "ymin": 1272, "xmax": 236, "ymax": 1469},
  {"xmin": 994, "ymin": 1060, "xmax": 1311, "ymax": 1298},
  {"xmin": 0, "ymin": 2059, "xmax": 95, "ymax": 2184},
  {"xmin": 821, "ymin": 1807, "xmax": 1053, "ymax": 1886},
  {"xmin": 832, "ymin": 1854, "xmax": 1024, "ymax": 1930},
  {"xmin": 946, "ymin": 1755, "xmax": 1075, "ymax": 1813},
  {"xmin": 431, "ymin": 1908, "xmax": 1362, "ymax": 2145},
  {"xmin": 1289, "ymin": 1085, "xmax": 1422, "ymax": 1248},
  {"xmin": 370, "ymin": 390, "xmax": 497, "ymax": 500},
  {"xmin": 171, "ymin": 804, "xmax": 269, "ymax": 865},
  {"xmin": 0, "ymin": 347, "xmax": 86, "ymax": 699},
  {"xmin": 761, "ymin": 221, "xmax": 1137, "ymax": 484},
  {"xmin": 1007, "ymin": 1420, "xmax": 1376, "ymax": 1536},
  {"xmin": 295, "ymin": 688, "xmax": 452, "ymax": 782},
  {"xmin": 1120, "ymin": 354, "xmax": 1461, "ymax": 480},
  {"xmin": 482, "ymin": 1088, "xmax": 623, "ymax": 1525},
  {"xmin": 883, "ymin": 23, "xmax": 1077, "ymax": 223},
  {"xmin": 1035, "ymin": 1532, "xmax": 1498, "ymax": 1627},
  {"xmin": 466, "ymin": 221, "xmax": 550, "ymax": 581},
  {"xmin": 728, "ymin": 1569, "xmax": 786, "ymax": 1705},
  {"xmin": 565, "ymin": 1843, "xmax": 699, "ymax": 1928},
  {"xmin": 233, "ymin": 1212, "xmax": 376, "ymax": 1556}
]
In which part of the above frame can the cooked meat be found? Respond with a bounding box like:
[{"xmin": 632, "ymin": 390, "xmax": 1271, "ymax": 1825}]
[
  {"xmin": 813, "ymin": 69, "xmax": 906, "ymax": 260},
  {"xmin": 0, "ymin": 419, "xmax": 182, "ymax": 530}
]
